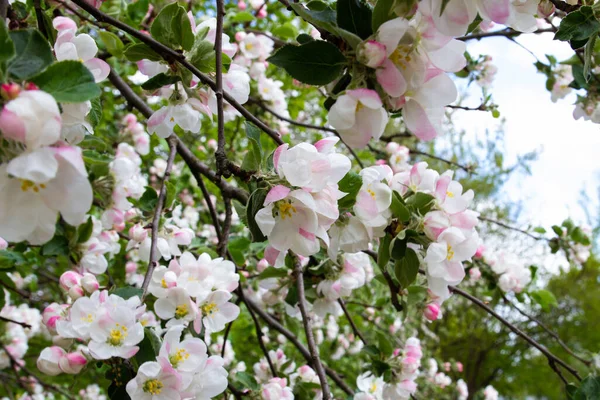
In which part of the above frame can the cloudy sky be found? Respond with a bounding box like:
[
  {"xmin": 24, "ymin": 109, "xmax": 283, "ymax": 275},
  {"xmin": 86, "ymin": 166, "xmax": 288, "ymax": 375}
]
[{"xmin": 452, "ymin": 29, "xmax": 600, "ymax": 231}]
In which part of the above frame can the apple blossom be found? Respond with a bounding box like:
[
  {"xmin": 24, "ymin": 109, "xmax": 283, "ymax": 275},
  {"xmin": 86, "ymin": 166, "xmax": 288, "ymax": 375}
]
[
  {"xmin": 193, "ymin": 290, "xmax": 240, "ymax": 334},
  {"xmin": 126, "ymin": 360, "xmax": 183, "ymax": 400},
  {"xmin": 37, "ymin": 346, "xmax": 66, "ymax": 376},
  {"xmin": 88, "ymin": 305, "xmax": 144, "ymax": 360},
  {"xmin": 154, "ymin": 288, "xmax": 197, "ymax": 327},
  {"xmin": 328, "ymin": 89, "xmax": 389, "ymax": 148},
  {"xmin": 354, "ymin": 165, "xmax": 393, "ymax": 234}
]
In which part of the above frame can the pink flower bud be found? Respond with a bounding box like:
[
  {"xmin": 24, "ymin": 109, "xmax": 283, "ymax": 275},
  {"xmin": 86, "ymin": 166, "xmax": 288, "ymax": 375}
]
[
  {"xmin": 124, "ymin": 209, "xmax": 139, "ymax": 221},
  {"xmin": 129, "ymin": 224, "xmax": 148, "ymax": 243},
  {"xmin": 125, "ymin": 261, "xmax": 138, "ymax": 274},
  {"xmin": 235, "ymin": 31, "xmax": 247, "ymax": 42},
  {"xmin": 59, "ymin": 271, "xmax": 82, "ymax": 291},
  {"xmin": 385, "ymin": 141, "xmax": 400, "ymax": 155},
  {"xmin": 537, "ymin": 0, "xmax": 555, "ymax": 17},
  {"xmin": 238, "ymin": 1, "xmax": 247, "ymax": 10},
  {"xmin": 455, "ymin": 361, "xmax": 463, "ymax": 372},
  {"xmin": 59, "ymin": 351, "xmax": 87, "ymax": 374},
  {"xmin": 424, "ymin": 303, "xmax": 440, "ymax": 321},
  {"xmin": 52, "ymin": 16, "xmax": 77, "ymax": 32},
  {"xmin": 42, "ymin": 303, "xmax": 67, "ymax": 334},
  {"xmin": 257, "ymin": 258, "xmax": 269, "ymax": 272},
  {"xmin": 1, "ymin": 83, "xmax": 21, "ymax": 100},
  {"xmin": 24, "ymin": 82, "xmax": 39, "ymax": 91},
  {"xmin": 443, "ymin": 362, "xmax": 451, "ymax": 371},
  {"xmin": 37, "ymin": 346, "xmax": 66, "ymax": 376},
  {"xmin": 123, "ymin": 113, "xmax": 137, "ymax": 126},
  {"xmin": 469, "ymin": 267, "xmax": 481, "ymax": 281},
  {"xmin": 68, "ymin": 286, "xmax": 85, "ymax": 299},
  {"xmin": 81, "ymin": 273, "xmax": 99, "ymax": 293},
  {"xmin": 207, "ymin": 138, "xmax": 218, "ymax": 150},
  {"xmin": 393, "ymin": 348, "xmax": 402, "ymax": 357},
  {"xmin": 257, "ymin": 8, "xmax": 267, "ymax": 18},
  {"xmin": 0, "ymin": 237, "xmax": 7, "ymax": 250},
  {"xmin": 474, "ymin": 244, "xmax": 485, "ymax": 259},
  {"xmin": 357, "ymin": 40, "xmax": 387, "ymax": 68}
]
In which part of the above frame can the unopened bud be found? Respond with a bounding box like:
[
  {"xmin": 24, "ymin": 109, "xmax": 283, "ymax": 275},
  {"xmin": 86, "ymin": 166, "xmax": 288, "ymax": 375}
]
[
  {"xmin": 59, "ymin": 271, "xmax": 82, "ymax": 291},
  {"xmin": 238, "ymin": 0, "xmax": 247, "ymax": 10},
  {"xmin": 423, "ymin": 303, "xmax": 440, "ymax": 321},
  {"xmin": 357, "ymin": 40, "xmax": 387, "ymax": 68},
  {"xmin": 257, "ymin": 258, "xmax": 269, "ymax": 273},
  {"xmin": 0, "ymin": 237, "xmax": 7, "ymax": 250},
  {"xmin": 59, "ymin": 351, "xmax": 87, "ymax": 374},
  {"xmin": 537, "ymin": 0, "xmax": 555, "ymax": 18},
  {"xmin": 24, "ymin": 82, "xmax": 39, "ymax": 91},
  {"xmin": 129, "ymin": 224, "xmax": 148, "ymax": 243},
  {"xmin": 81, "ymin": 273, "xmax": 99, "ymax": 293},
  {"xmin": 1, "ymin": 83, "xmax": 21, "ymax": 100}
]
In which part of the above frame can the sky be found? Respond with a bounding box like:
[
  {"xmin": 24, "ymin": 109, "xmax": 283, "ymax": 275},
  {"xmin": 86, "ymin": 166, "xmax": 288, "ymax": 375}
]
[{"xmin": 452, "ymin": 30, "xmax": 600, "ymax": 231}]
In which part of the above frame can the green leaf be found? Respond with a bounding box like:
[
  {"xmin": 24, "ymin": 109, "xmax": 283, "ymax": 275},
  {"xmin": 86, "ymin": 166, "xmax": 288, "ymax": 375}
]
[
  {"xmin": 290, "ymin": 3, "xmax": 363, "ymax": 48},
  {"xmin": 377, "ymin": 234, "xmax": 391, "ymax": 269},
  {"xmin": 241, "ymin": 122, "xmax": 263, "ymax": 172},
  {"xmin": 77, "ymin": 217, "xmax": 94, "ymax": 244},
  {"xmin": 111, "ymin": 286, "xmax": 143, "ymax": 300},
  {"xmin": 41, "ymin": 235, "xmax": 69, "ymax": 257},
  {"xmin": 377, "ymin": 331, "xmax": 393, "ymax": 356},
  {"xmin": 337, "ymin": 0, "xmax": 373, "ymax": 39},
  {"xmin": 390, "ymin": 190, "xmax": 410, "ymax": 222},
  {"xmin": 230, "ymin": 11, "xmax": 255, "ymax": 22},
  {"xmin": 272, "ymin": 22, "xmax": 300, "ymax": 40},
  {"xmin": 127, "ymin": 0, "xmax": 150, "ymax": 25},
  {"xmin": 246, "ymin": 188, "xmax": 268, "ymax": 242},
  {"xmin": 188, "ymin": 40, "xmax": 217, "ymax": 73},
  {"xmin": 571, "ymin": 226, "xmax": 591, "ymax": 246},
  {"xmin": 141, "ymin": 73, "xmax": 181, "ymax": 90},
  {"xmin": 551, "ymin": 225, "xmax": 564, "ymax": 236},
  {"xmin": 137, "ymin": 186, "xmax": 159, "ymax": 213},
  {"xmin": 99, "ymin": 31, "xmax": 125, "ymax": 57},
  {"xmin": 584, "ymin": 35, "xmax": 597, "ymax": 82},
  {"xmin": 0, "ymin": 250, "xmax": 26, "ymax": 270},
  {"xmin": 530, "ymin": 289, "xmax": 558, "ymax": 311},
  {"xmin": 533, "ymin": 226, "xmax": 547, "ymax": 234},
  {"xmin": 338, "ymin": 172, "xmax": 363, "ymax": 209},
  {"xmin": 555, "ymin": 6, "xmax": 600, "ymax": 43},
  {"xmin": 150, "ymin": 2, "xmax": 194, "ymax": 51},
  {"xmin": 31, "ymin": 61, "xmax": 100, "ymax": 103},
  {"xmin": 296, "ymin": 33, "xmax": 315, "ymax": 44},
  {"xmin": 371, "ymin": 0, "xmax": 396, "ymax": 31},
  {"xmin": 135, "ymin": 328, "xmax": 161, "ymax": 365},
  {"xmin": 574, "ymin": 375, "xmax": 600, "ymax": 400},
  {"xmin": 7, "ymin": 30, "xmax": 54, "ymax": 79},
  {"xmin": 89, "ymin": 97, "xmax": 102, "ymax": 128},
  {"xmin": 0, "ymin": 20, "xmax": 15, "ymax": 63},
  {"xmin": 228, "ymin": 236, "xmax": 251, "ymax": 265},
  {"xmin": 390, "ymin": 237, "xmax": 407, "ymax": 260},
  {"xmin": 394, "ymin": 248, "xmax": 419, "ymax": 289},
  {"xmin": 124, "ymin": 43, "xmax": 163, "ymax": 62},
  {"xmin": 267, "ymin": 41, "xmax": 347, "ymax": 85},
  {"xmin": 164, "ymin": 180, "xmax": 177, "ymax": 209},
  {"xmin": 235, "ymin": 372, "xmax": 260, "ymax": 391},
  {"xmin": 406, "ymin": 192, "xmax": 435, "ymax": 215},
  {"xmin": 258, "ymin": 267, "xmax": 289, "ymax": 279}
]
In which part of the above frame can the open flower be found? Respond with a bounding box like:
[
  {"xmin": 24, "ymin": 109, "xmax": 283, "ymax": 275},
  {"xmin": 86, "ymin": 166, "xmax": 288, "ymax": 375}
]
[
  {"xmin": 193, "ymin": 290, "xmax": 240, "ymax": 335},
  {"xmin": 154, "ymin": 288, "xmax": 197, "ymax": 327},
  {"xmin": 88, "ymin": 306, "xmax": 144, "ymax": 360},
  {"xmin": 126, "ymin": 359, "xmax": 183, "ymax": 400}
]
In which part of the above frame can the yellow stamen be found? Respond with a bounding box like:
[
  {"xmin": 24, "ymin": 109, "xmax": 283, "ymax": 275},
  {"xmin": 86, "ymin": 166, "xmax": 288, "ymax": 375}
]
[
  {"xmin": 201, "ymin": 302, "xmax": 218, "ymax": 316},
  {"xmin": 277, "ymin": 201, "xmax": 297, "ymax": 220},
  {"xmin": 143, "ymin": 379, "xmax": 163, "ymax": 395},
  {"xmin": 20, "ymin": 180, "xmax": 45, "ymax": 193},
  {"xmin": 446, "ymin": 191, "xmax": 454, "ymax": 198},
  {"xmin": 175, "ymin": 304, "xmax": 188, "ymax": 319},
  {"xmin": 169, "ymin": 348, "xmax": 190, "ymax": 368},
  {"xmin": 446, "ymin": 244, "xmax": 455, "ymax": 261},
  {"xmin": 367, "ymin": 188, "xmax": 376, "ymax": 199},
  {"xmin": 161, "ymin": 278, "xmax": 168, "ymax": 288},
  {"xmin": 107, "ymin": 324, "xmax": 128, "ymax": 346}
]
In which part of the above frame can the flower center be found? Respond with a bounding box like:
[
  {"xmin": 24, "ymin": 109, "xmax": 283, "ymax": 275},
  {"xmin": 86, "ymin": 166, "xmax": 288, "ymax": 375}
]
[
  {"xmin": 169, "ymin": 348, "xmax": 190, "ymax": 368},
  {"xmin": 446, "ymin": 190, "xmax": 454, "ymax": 198},
  {"xmin": 446, "ymin": 244, "xmax": 455, "ymax": 261},
  {"xmin": 276, "ymin": 200, "xmax": 297, "ymax": 220},
  {"xmin": 82, "ymin": 313, "xmax": 94, "ymax": 323},
  {"xmin": 175, "ymin": 304, "xmax": 189, "ymax": 319},
  {"xmin": 107, "ymin": 324, "xmax": 128, "ymax": 346},
  {"xmin": 201, "ymin": 302, "xmax": 218, "ymax": 315},
  {"xmin": 367, "ymin": 188, "xmax": 376, "ymax": 199},
  {"xmin": 143, "ymin": 379, "xmax": 163, "ymax": 395},
  {"xmin": 161, "ymin": 278, "xmax": 168, "ymax": 288},
  {"xmin": 370, "ymin": 382, "xmax": 378, "ymax": 393},
  {"xmin": 389, "ymin": 45, "xmax": 413, "ymax": 70},
  {"xmin": 20, "ymin": 180, "xmax": 46, "ymax": 193}
]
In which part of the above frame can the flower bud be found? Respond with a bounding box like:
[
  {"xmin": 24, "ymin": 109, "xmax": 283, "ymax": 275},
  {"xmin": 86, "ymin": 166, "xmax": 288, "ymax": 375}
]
[
  {"xmin": 537, "ymin": 0, "xmax": 555, "ymax": 18},
  {"xmin": 68, "ymin": 285, "xmax": 85, "ymax": 300},
  {"xmin": 1, "ymin": 83, "xmax": 21, "ymax": 100},
  {"xmin": 469, "ymin": 267, "xmax": 481, "ymax": 281},
  {"xmin": 24, "ymin": 82, "xmax": 39, "ymax": 91},
  {"xmin": 0, "ymin": 237, "xmax": 7, "ymax": 250},
  {"xmin": 59, "ymin": 351, "xmax": 87, "ymax": 374},
  {"xmin": 125, "ymin": 261, "xmax": 138, "ymax": 274},
  {"xmin": 423, "ymin": 303, "xmax": 440, "ymax": 321},
  {"xmin": 207, "ymin": 138, "xmax": 218, "ymax": 150},
  {"xmin": 81, "ymin": 273, "xmax": 99, "ymax": 293},
  {"xmin": 42, "ymin": 303, "xmax": 67, "ymax": 334},
  {"xmin": 257, "ymin": 258, "xmax": 269, "ymax": 273},
  {"xmin": 310, "ymin": 29, "xmax": 321, "ymax": 40},
  {"xmin": 37, "ymin": 347, "xmax": 66, "ymax": 376},
  {"xmin": 59, "ymin": 271, "xmax": 82, "ymax": 291},
  {"xmin": 174, "ymin": 228, "xmax": 194, "ymax": 245},
  {"xmin": 238, "ymin": 0, "xmax": 247, "ymax": 10},
  {"xmin": 357, "ymin": 40, "xmax": 387, "ymax": 68},
  {"xmin": 257, "ymin": 8, "xmax": 267, "ymax": 18},
  {"xmin": 129, "ymin": 224, "xmax": 148, "ymax": 243},
  {"xmin": 385, "ymin": 141, "xmax": 400, "ymax": 155},
  {"xmin": 455, "ymin": 361, "xmax": 464, "ymax": 372}
]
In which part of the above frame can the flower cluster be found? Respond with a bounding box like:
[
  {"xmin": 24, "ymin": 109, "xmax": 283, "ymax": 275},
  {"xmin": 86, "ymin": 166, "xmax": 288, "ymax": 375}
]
[
  {"xmin": 149, "ymin": 251, "xmax": 240, "ymax": 335},
  {"xmin": 485, "ymin": 251, "xmax": 531, "ymax": 293},
  {"xmin": 0, "ymin": 88, "xmax": 93, "ymax": 244},
  {"xmin": 0, "ymin": 301, "xmax": 42, "ymax": 371},
  {"xmin": 126, "ymin": 326, "xmax": 229, "ymax": 400}
]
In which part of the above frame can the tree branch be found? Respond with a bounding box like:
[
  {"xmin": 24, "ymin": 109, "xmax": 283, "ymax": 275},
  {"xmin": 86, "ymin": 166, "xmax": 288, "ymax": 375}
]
[
  {"xmin": 0, "ymin": 315, "xmax": 32, "ymax": 329},
  {"xmin": 478, "ymin": 216, "xmax": 546, "ymax": 241},
  {"xmin": 338, "ymin": 299, "xmax": 368, "ymax": 345},
  {"xmin": 457, "ymin": 27, "xmax": 555, "ymax": 41},
  {"xmin": 141, "ymin": 135, "xmax": 178, "ymax": 297},
  {"xmin": 214, "ymin": 0, "xmax": 228, "ymax": 177},
  {"xmin": 449, "ymin": 285, "xmax": 582, "ymax": 382},
  {"xmin": 292, "ymin": 253, "xmax": 332, "ymax": 399}
]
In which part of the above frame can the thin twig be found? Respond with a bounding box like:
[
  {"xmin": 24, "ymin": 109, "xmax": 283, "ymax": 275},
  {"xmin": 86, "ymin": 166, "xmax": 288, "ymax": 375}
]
[
  {"xmin": 363, "ymin": 249, "xmax": 403, "ymax": 312},
  {"xmin": 0, "ymin": 316, "xmax": 32, "ymax": 329},
  {"xmin": 218, "ymin": 197, "xmax": 233, "ymax": 257},
  {"xmin": 408, "ymin": 148, "xmax": 473, "ymax": 173},
  {"xmin": 501, "ymin": 293, "xmax": 592, "ymax": 367},
  {"xmin": 214, "ymin": 0, "xmax": 228, "ymax": 177},
  {"xmin": 449, "ymin": 285, "xmax": 582, "ymax": 382},
  {"xmin": 457, "ymin": 27, "xmax": 555, "ymax": 41},
  {"xmin": 221, "ymin": 297, "xmax": 241, "ymax": 358},
  {"xmin": 141, "ymin": 135, "xmax": 178, "ymax": 297},
  {"xmin": 197, "ymin": 176, "xmax": 222, "ymax": 239},
  {"xmin": 244, "ymin": 297, "xmax": 355, "ymax": 395},
  {"xmin": 292, "ymin": 253, "xmax": 332, "ymax": 399},
  {"xmin": 338, "ymin": 299, "xmax": 368, "ymax": 345},
  {"xmin": 478, "ymin": 216, "xmax": 546, "ymax": 241}
]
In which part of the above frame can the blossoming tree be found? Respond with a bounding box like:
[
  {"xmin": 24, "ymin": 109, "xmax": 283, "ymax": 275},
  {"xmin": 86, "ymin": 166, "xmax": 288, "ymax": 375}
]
[{"xmin": 0, "ymin": 0, "xmax": 598, "ymax": 398}]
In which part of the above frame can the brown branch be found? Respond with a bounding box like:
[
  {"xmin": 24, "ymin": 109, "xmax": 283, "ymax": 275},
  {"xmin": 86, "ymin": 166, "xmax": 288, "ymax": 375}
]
[
  {"xmin": 408, "ymin": 148, "xmax": 473, "ymax": 173},
  {"xmin": 457, "ymin": 27, "xmax": 555, "ymax": 41},
  {"xmin": 0, "ymin": 316, "xmax": 32, "ymax": 329},
  {"xmin": 501, "ymin": 293, "xmax": 593, "ymax": 367},
  {"xmin": 449, "ymin": 285, "xmax": 582, "ymax": 382},
  {"xmin": 478, "ymin": 216, "xmax": 546, "ymax": 241},
  {"xmin": 292, "ymin": 253, "xmax": 332, "ymax": 399},
  {"xmin": 244, "ymin": 297, "xmax": 355, "ymax": 395},
  {"xmin": 338, "ymin": 299, "xmax": 368, "ymax": 345},
  {"xmin": 363, "ymin": 249, "xmax": 403, "ymax": 312},
  {"xmin": 214, "ymin": 0, "xmax": 228, "ymax": 177},
  {"xmin": 141, "ymin": 135, "xmax": 178, "ymax": 297},
  {"xmin": 218, "ymin": 197, "xmax": 233, "ymax": 257},
  {"xmin": 70, "ymin": 0, "xmax": 284, "ymax": 146},
  {"xmin": 547, "ymin": 0, "xmax": 580, "ymax": 13}
]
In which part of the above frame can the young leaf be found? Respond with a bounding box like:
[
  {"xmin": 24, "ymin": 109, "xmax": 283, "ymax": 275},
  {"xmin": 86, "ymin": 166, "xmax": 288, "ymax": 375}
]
[
  {"xmin": 7, "ymin": 30, "xmax": 54, "ymax": 79},
  {"xmin": 390, "ymin": 190, "xmax": 410, "ymax": 222},
  {"xmin": 338, "ymin": 172, "xmax": 363, "ymax": 209},
  {"xmin": 394, "ymin": 248, "xmax": 420, "ymax": 288},
  {"xmin": 554, "ymin": 6, "xmax": 600, "ymax": 43},
  {"xmin": 0, "ymin": 20, "xmax": 15, "ymax": 63},
  {"xmin": 246, "ymin": 188, "xmax": 268, "ymax": 242},
  {"xmin": 150, "ymin": 2, "xmax": 194, "ymax": 51},
  {"xmin": 141, "ymin": 73, "xmax": 182, "ymax": 90},
  {"xmin": 31, "ymin": 61, "xmax": 101, "ymax": 103},
  {"xmin": 241, "ymin": 122, "xmax": 263, "ymax": 171},
  {"xmin": 99, "ymin": 31, "xmax": 125, "ymax": 57},
  {"xmin": 77, "ymin": 217, "xmax": 94, "ymax": 244},
  {"xmin": 267, "ymin": 41, "xmax": 347, "ymax": 85},
  {"xmin": 124, "ymin": 43, "xmax": 163, "ymax": 62},
  {"xmin": 371, "ymin": 0, "xmax": 396, "ymax": 31},
  {"xmin": 258, "ymin": 267, "xmax": 289, "ymax": 280},
  {"xmin": 530, "ymin": 289, "xmax": 558, "ymax": 311},
  {"xmin": 111, "ymin": 286, "xmax": 144, "ymax": 300},
  {"xmin": 337, "ymin": 0, "xmax": 373, "ymax": 39}
]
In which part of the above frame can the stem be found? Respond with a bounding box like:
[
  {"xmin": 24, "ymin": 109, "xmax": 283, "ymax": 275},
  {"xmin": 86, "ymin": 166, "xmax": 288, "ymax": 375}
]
[
  {"xmin": 141, "ymin": 135, "xmax": 178, "ymax": 297},
  {"xmin": 214, "ymin": 0, "xmax": 228, "ymax": 177},
  {"xmin": 292, "ymin": 253, "xmax": 332, "ymax": 399},
  {"xmin": 338, "ymin": 299, "xmax": 368, "ymax": 345}
]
